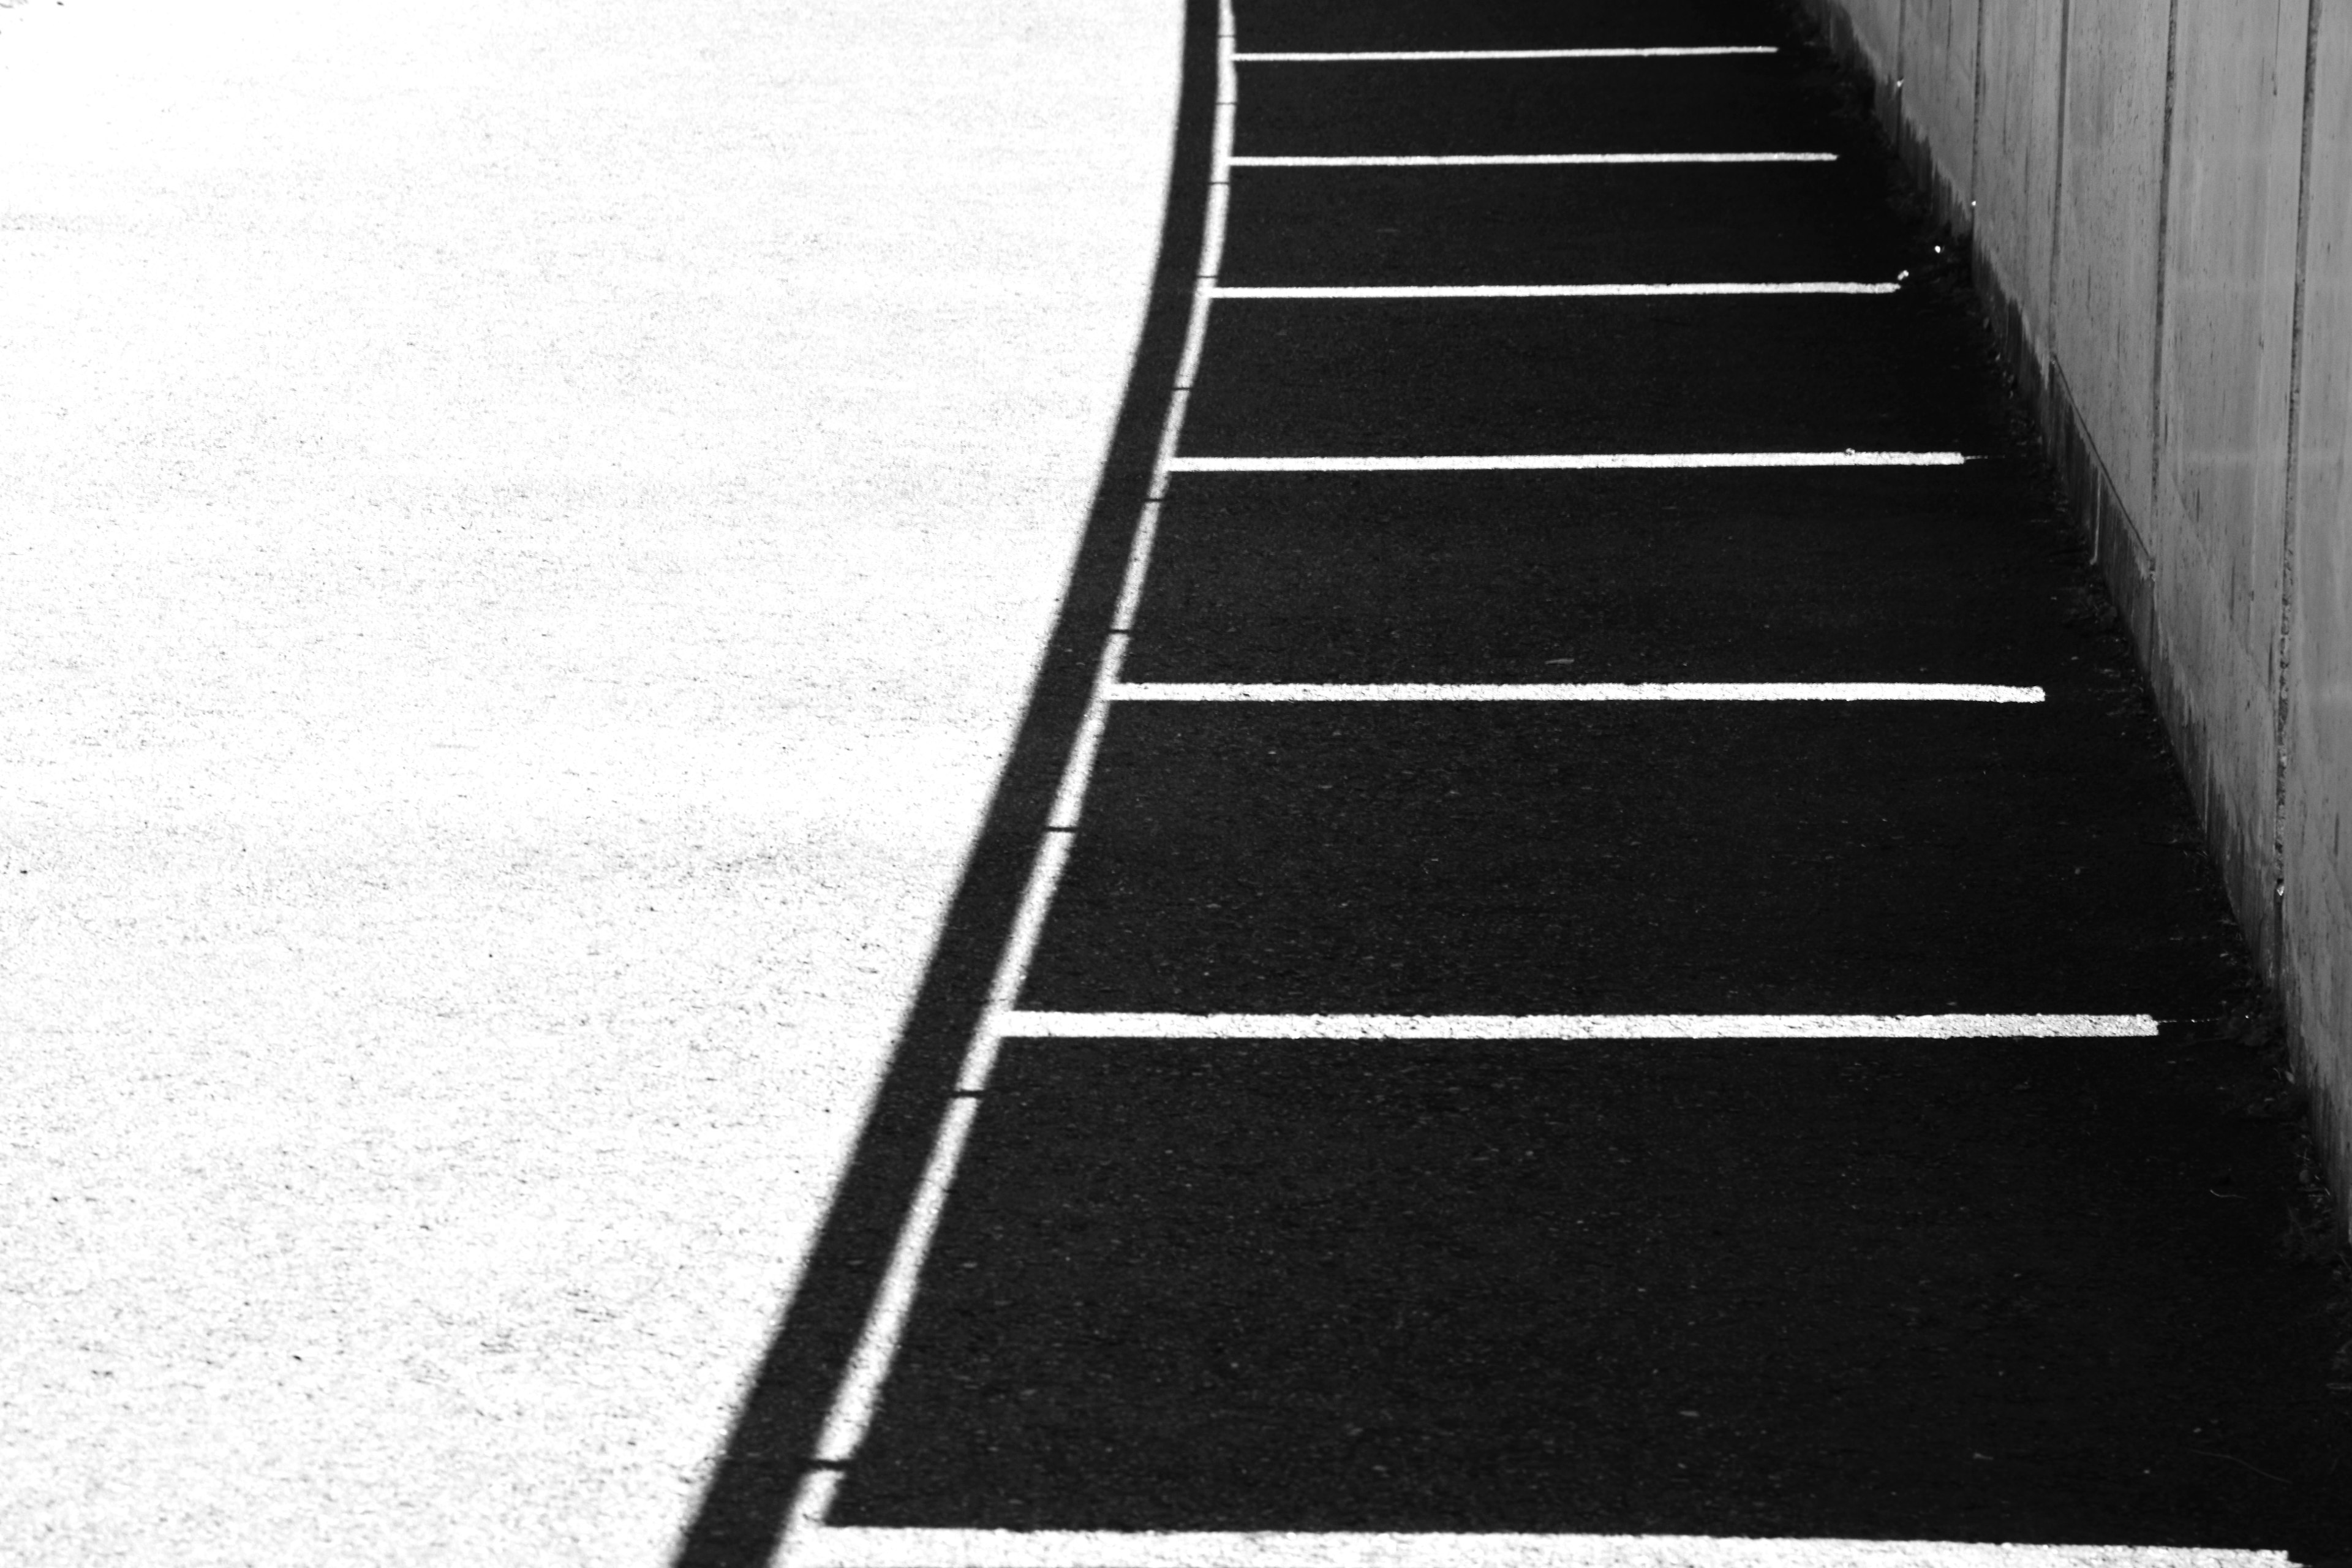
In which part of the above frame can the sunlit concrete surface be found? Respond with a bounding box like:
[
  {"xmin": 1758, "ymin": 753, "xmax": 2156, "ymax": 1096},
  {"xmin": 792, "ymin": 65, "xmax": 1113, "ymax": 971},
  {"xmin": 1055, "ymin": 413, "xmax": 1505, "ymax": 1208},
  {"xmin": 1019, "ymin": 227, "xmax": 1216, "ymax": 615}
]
[{"xmin": 0, "ymin": 0, "xmax": 1180, "ymax": 1559}]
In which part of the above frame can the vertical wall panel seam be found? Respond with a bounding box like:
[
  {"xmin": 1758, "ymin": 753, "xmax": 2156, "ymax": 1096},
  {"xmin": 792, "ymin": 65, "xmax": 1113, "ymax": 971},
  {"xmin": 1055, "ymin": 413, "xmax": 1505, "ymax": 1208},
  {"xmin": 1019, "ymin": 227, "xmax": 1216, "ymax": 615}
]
[
  {"xmin": 2149, "ymin": 0, "xmax": 2185, "ymax": 518},
  {"xmin": 1896, "ymin": 0, "xmax": 1908, "ymax": 129},
  {"xmin": 2047, "ymin": 0, "xmax": 2073, "ymax": 360},
  {"xmin": 2274, "ymin": 0, "xmax": 2326, "ymax": 1000},
  {"xmin": 1967, "ymin": 0, "xmax": 1988, "ymax": 226}
]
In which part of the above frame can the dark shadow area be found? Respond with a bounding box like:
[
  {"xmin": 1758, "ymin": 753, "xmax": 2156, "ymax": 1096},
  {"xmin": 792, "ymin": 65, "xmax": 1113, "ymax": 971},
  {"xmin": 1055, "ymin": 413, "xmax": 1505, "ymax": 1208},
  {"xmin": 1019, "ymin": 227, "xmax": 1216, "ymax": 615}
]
[{"xmin": 663, "ymin": 0, "xmax": 1219, "ymax": 1559}]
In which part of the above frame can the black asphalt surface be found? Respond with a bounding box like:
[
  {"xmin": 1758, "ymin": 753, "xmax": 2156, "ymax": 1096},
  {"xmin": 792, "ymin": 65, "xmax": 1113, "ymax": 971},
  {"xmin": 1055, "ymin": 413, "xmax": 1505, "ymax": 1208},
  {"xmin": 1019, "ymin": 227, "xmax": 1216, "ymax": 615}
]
[
  {"xmin": 846, "ymin": 1038, "xmax": 2326, "ymax": 1545},
  {"xmin": 1237, "ymin": 55, "xmax": 1828, "ymax": 159},
  {"xmin": 1183, "ymin": 296, "xmax": 1997, "ymax": 458},
  {"xmin": 1221, "ymin": 165, "xmax": 1911, "ymax": 287},
  {"xmin": 1020, "ymin": 703, "xmax": 2233, "ymax": 1018},
  {"xmin": 676, "ymin": 1, "xmax": 2352, "ymax": 1561},
  {"xmin": 1126, "ymin": 472, "xmax": 2087, "ymax": 683}
]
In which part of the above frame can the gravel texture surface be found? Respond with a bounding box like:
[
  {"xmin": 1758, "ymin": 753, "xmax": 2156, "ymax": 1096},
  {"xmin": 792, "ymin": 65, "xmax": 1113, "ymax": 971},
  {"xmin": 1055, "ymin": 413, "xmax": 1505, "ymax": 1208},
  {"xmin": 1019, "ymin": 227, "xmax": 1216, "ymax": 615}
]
[{"xmin": 0, "ymin": 0, "xmax": 1179, "ymax": 1559}]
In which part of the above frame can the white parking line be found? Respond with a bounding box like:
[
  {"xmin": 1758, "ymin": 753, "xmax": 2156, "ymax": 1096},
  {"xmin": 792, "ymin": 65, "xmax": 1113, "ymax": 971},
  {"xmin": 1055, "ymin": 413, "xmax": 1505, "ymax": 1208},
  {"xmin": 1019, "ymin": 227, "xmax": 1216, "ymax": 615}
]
[
  {"xmin": 784, "ymin": 1528, "xmax": 2282, "ymax": 1567},
  {"xmin": 1167, "ymin": 453, "xmax": 1967, "ymax": 471},
  {"xmin": 1235, "ymin": 47, "xmax": 1782, "ymax": 62},
  {"xmin": 1231, "ymin": 153, "xmax": 1838, "ymax": 165},
  {"xmin": 1109, "ymin": 683, "xmax": 2045, "ymax": 702},
  {"xmin": 1213, "ymin": 283, "xmax": 1901, "ymax": 297},
  {"xmin": 997, "ymin": 1013, "xmax": 2163, "ymax": 1040},
  {"xmin": 1048, "ymin": 636, "xmax": 1133, "ymax": 829}
]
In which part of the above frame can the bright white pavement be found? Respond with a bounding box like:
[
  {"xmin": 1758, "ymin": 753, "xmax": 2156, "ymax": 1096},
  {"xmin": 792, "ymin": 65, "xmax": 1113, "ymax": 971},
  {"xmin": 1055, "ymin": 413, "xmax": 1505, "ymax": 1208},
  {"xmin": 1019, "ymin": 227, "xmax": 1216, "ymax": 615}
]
[{"xmin": 0, "ymin": 0, "xmax": 1180, "ymax": 1559}]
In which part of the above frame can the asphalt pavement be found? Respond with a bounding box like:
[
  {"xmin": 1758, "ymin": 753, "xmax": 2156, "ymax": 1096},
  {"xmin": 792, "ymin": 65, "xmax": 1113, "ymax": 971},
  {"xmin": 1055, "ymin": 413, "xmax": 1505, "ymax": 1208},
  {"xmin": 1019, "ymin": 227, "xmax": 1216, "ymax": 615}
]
[{"xmin": 690, "ymin": 1, "xmax": 2352, "ymax": 1562}]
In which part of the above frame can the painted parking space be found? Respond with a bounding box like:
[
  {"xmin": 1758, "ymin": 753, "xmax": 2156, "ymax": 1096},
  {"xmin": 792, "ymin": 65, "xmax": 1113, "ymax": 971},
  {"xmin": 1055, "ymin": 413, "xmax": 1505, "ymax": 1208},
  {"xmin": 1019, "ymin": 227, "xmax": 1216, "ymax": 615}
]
[
  {"xmin": 1236, "ymin": 55, "xmax": 1833, "ymax": 162},
  {"xmin": 1020, "ymin": 705, "xmax": 2248, "ymax": 1025},
  {"xmin": 1234, "ymin": 0, "xmax": 1782, "ymax": 54},
  {"xmin": 1180, "ymin": 296, "xmax": 2000, "ymax": 458},
  {"xmin": 1219, "ymin": 165, "xmax": 1912, "ymax": 288},
  {"xmin": 1017, "ymin": 702, "xmax": 2239, "ymax": 1020},
  {"xmin": 1122, "ymin": 470, "xmax": 2080, "ymax": 686},
  {"xmin": 834, "ymin": 1036, "xmax": 2342, "ymax": 1546}
]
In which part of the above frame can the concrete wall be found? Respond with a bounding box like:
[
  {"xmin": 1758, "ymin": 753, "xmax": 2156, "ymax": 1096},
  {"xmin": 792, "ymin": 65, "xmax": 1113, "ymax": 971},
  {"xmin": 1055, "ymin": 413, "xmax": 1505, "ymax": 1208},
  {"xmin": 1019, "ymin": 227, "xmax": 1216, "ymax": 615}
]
[
  {"xmin": 1969, "ymin": 0, "xmax": 2065, "ymax": 345},
  {"xmin": 2150, "ymin": 0, "xmax": 2307, "ymax": 959},
  {"xmin": 1899, "ymin": 0, "xmax": 1980, "ymax": 209},
  {"xmin": 1802, "ymin": 0, "xmax": 2352, "ymax": 1209},
  {"xmin": 1843, "ymin": 0, "xmax": 1905, "ymax": 78},
  {"xmin": 2287, "ymin": 6, "xmax": 2352, "ymax": 1190}
]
